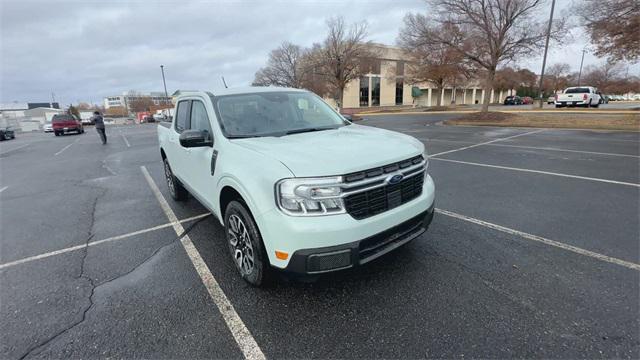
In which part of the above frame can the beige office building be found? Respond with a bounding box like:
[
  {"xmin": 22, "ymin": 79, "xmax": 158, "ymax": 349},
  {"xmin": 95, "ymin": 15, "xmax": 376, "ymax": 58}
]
[{"xmin": 338, "ymin": 45, "xmax": 509, "ymax": 110}]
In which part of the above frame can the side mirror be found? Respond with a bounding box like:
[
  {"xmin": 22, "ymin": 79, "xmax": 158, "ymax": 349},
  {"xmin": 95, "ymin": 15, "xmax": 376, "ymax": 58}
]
[{"xmin": 179, "ymin": 129, "xmax": 213, "ymax": 148}]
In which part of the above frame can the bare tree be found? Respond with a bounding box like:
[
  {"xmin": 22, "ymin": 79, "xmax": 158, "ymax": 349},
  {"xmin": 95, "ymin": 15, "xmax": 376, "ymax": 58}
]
[
  {"xmin": 311, "ymin": 17, "xmax": 379, "ymax": 108},
  {"xmin": 402, "ymin": 0, "xmax": 562, "ymax": 112},
  {"xmin": 582, "ymin": 60, "xmax": 624, "ymax": 93},
  {"xmin": 399, "ymin": 23, "xmax": 470, "ymax": 106},
  {"xmin": 578, "ymin": 0, "xmax": 639, "ymax": 62},
  {"xmin": 545, "ymin": 63, "xmax": 570, "ymax": 93},
  {"xmin": 128, "ymin": 96, "xmax": 155, "ymax": 113},
  {"xmin": 253, "ymin": 42, "xmax": 307, "ymax": 88},
  {"xmin": 494, "ymin": 67, "xmax": 521, "ymax": 96}
]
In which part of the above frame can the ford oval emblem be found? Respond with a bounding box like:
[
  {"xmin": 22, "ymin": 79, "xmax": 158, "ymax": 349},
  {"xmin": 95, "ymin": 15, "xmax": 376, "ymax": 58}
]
[{"xmin": 388, "ymin": 174, "xmax": 404, "ymax": 185}]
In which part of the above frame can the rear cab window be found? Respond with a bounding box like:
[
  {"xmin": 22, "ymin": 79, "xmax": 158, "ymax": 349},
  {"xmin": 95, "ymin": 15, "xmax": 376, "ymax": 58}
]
[
  {"xmin": 52, "ymin": 115, "xmax": 74, "ymax": 122},
  {"xmin": 565, "ymin": 88, "xmax": 590, "ymax": 94}
]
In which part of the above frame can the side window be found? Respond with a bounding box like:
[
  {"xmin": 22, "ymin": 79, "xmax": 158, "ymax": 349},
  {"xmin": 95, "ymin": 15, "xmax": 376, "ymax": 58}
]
[
  {"xmin": 175, "ymin": 100, "xmax": 191, "ymax": 133},
  {"xmin": 190, "ymin": 101, "xmax": 213, "ymax": 140}
]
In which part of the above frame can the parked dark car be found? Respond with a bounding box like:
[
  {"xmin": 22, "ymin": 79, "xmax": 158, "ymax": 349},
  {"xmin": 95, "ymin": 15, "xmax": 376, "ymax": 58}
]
[
  {"xmin": 143, "ymin": 115, "xmax": 155, "ymax": 123},
  {"xmin": 504, "ymin": 96, "xmax": 523, "ymax": 105},
  {"xmin": 0, "ymin": 127, "xmax": 16, "ymax": 141},
  {"xmin": 52, "ymin": 114, "xmax": 84, "ymax": 136}
]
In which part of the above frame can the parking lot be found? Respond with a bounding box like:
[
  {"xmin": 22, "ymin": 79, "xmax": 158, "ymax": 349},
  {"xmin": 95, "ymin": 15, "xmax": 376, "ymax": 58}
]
[{"xmin": 1, "ymin": 115, "xmax": 638, "ymax": 358}]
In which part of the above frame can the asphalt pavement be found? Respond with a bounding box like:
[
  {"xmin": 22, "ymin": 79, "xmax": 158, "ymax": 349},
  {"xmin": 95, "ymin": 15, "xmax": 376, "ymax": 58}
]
[{"xmin": 1, "ymin": 115, "xmax": 638, "ymax": 359}]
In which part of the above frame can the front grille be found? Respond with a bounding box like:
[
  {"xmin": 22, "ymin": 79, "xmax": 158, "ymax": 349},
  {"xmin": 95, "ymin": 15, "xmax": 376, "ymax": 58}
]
[
  {"xmin": 344, "ymin": 158, "xmax": 425, "ymax": 220},
  {"xmin": 344, "ymin": 155, "xmax": 423, "ymax": 183}
]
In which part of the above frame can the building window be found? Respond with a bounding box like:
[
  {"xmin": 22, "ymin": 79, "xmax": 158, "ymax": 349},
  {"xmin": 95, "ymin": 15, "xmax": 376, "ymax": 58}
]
[
  {"xmin": 359, "ymin": 76, "xmax": 369, "ymax": 107},
  {"xmin": 396, "ymin": 79, "xmax": 404, "ymax": 105},
  {"xmin": 371, "ymin": 76, "xmax": 380, "ymax": 106},
  {"xmin": 360, "ymin": 58, "xmax": 381, "ymax": 74},
  {"xmin": 397, "ymin": 61, "xmax": 405, "ymax": 76}
]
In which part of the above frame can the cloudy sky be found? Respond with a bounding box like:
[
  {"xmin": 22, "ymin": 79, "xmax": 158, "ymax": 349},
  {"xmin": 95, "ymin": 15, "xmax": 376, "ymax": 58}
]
[{"xmin": 1, "ymin": 0, "xmax": 637, "ymax": 106}]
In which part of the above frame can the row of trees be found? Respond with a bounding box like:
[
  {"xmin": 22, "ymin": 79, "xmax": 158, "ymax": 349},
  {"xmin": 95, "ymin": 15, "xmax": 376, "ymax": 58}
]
[
  {"xmin": 492, "ymin": 62, "xmax": 640, "ymax": 98},
  {"xmin": 254, "ymin": 0, "xmax": 639, "ymax": 112},
  {"xmin": 253, "ymin": 18, "xmax": 379, "ymax": 108}
]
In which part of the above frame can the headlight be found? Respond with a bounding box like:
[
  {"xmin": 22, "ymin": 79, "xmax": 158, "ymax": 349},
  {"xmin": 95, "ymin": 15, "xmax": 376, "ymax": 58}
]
[{"xmin": 276, "ymin": 177, "xmax": 345, "ymax": 216}]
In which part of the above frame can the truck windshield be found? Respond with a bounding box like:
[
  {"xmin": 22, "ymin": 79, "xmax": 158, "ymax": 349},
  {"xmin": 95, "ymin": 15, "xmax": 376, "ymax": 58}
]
[
  {"xmin": 565, "ymin": 88, "xmax": 590, "ymax": 94},
  {"xmin": 214, "ymin": 91, "xmax": 349, "ymax": 137}
]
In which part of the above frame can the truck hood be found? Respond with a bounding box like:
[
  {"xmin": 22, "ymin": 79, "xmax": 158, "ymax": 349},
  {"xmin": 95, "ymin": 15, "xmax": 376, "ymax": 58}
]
[{"xmin": 232, "ymin": 124, "xmax": 424, "ymax": 177}]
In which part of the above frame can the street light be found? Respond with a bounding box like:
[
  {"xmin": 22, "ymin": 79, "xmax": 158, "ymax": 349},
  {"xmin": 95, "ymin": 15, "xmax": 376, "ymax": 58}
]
[
  {"xmin": 578, "ymin": 46, "xmax": 588, "ymax": 86},
  {"xmin": 160, "ymin": 65, "xmax": 169, "ymax": 104},
  {"xmin": 537, "ymin": 0, "xmax": 555, "ymax": 109}
]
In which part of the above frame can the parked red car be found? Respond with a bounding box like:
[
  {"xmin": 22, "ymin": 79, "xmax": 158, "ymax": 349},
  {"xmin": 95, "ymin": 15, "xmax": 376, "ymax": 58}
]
[
  {"xmin": 522, "ymin": 96, "xmax": 534, "ymax": 104},
  {"xmin": 52, "ymin": 114, "xmax": 84, "ymax": 136}
]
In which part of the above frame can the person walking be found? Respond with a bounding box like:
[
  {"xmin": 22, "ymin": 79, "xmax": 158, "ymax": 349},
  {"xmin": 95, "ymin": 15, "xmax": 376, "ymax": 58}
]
[{"xmin": 92, "ymin": 111, "xmax": 107, "ymax": 144}]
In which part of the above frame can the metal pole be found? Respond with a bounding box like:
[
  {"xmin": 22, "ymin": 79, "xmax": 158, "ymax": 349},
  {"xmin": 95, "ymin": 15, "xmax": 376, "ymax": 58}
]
[
  {"xmin": 160, "ymin": 65, "xmax": 169, "ymax": 104},
  {"xmin": 578, "ymin": 49, "xmax": 586, "ymax": 85},
  {"xmin": 537, "ymin": 0, "xmax": 555, "ymax": 109}
]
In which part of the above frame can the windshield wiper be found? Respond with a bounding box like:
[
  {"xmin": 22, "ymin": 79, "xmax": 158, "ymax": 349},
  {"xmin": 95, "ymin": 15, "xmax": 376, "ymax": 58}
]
[
  {"xmin": 284, "ymin": 127, "xmax": 338, "ymax": 136},
  {"xmin": 227, "ymin": 134, "xmax": 260, "ymax": 139}
]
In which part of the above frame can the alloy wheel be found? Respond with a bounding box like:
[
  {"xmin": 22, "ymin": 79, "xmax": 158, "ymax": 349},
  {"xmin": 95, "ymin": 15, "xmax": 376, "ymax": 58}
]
[
  {"xmin": 164, "ymin": 161, "xmax": 175, "ymax": 197},
  {"xmin": 228, "ymin": 214, "xmax": 255, "ymax": 275}
]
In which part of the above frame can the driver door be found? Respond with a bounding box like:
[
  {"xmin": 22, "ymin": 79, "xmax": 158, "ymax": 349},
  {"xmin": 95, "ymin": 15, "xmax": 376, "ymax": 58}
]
[{"xmin": 182, "ymin": 99, "xmax": 217, "ymax": 211}]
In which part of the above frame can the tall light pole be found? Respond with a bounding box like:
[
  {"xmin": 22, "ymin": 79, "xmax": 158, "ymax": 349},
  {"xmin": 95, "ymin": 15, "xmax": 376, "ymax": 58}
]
[
  {"xmin": 577, "ymin": 47, "xmax": 587, "ymax": 85},
  {"xmin": 537, "ymin": 0, "xmax": 555, "ymax": 109},
  {"xmin": 160, "ymin": 65, "xmax": 169, "ymax": 104}
]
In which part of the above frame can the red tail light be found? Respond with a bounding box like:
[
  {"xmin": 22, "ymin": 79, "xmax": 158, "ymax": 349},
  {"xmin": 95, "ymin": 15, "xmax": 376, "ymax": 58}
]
[{"xmin": 583, "ymin": 94, "xmax": 588, "ymax": 100}]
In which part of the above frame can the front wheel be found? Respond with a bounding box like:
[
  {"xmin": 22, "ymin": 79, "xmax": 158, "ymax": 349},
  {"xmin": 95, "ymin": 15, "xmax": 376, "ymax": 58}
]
[
  {"xmin": 225, "ymin": 201, "xmax": 272, "ymax": 286},
  {"xmin": 163, "ymin": 158, "xmax": 187, "ymax": 201}
]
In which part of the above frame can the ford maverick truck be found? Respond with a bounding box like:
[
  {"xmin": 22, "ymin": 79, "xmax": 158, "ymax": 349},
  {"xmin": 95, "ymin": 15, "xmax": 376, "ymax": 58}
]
[{"xmin": 157, "ymin": 87, "xmax": 435, "ymax": 286}]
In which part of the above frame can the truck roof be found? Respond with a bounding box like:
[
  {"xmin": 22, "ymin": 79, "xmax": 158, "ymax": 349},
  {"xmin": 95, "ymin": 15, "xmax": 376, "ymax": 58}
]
[{"xmin": 176, "ymin": 86, "xmax": 308, "ymax": 99}]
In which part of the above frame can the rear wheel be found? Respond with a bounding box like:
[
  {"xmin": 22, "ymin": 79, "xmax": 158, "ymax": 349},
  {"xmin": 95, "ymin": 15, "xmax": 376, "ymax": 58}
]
[
  {"xmin": 224, "ymin": 201, "xmax": 272, "ymax": 286},
  {"xmin": 163, "ymin": 157, "xmax": 187, "ymax": 201}
]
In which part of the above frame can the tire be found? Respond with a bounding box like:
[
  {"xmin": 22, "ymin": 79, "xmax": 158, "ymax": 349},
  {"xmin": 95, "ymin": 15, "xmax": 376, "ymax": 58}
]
[
  {"xmin": 163, "ymin": 157, "xmax": 187, "ymax": 201},
  {"xmin": 555, "ymin": 105, "xmax": 561, "ymax": 108},
  {"xmin": 224, "ymin": 200, "xmax": 272, "ymax": 286}
]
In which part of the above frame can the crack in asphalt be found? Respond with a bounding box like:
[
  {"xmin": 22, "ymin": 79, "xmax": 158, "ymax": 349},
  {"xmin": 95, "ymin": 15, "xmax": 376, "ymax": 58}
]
[
  {"xmin": 16, "ymin": 202, "xmax": 211, "ymax": 359},
  {"xmin": 17, "ymin": 190, "xmax": 104, "ymax": 360}
]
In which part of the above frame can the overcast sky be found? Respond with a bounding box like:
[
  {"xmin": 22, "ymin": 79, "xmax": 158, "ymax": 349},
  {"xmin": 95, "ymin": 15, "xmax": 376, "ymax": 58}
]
[{"xmin": 1, "ymin": 0, "xmax": 637, "ymax": 106}]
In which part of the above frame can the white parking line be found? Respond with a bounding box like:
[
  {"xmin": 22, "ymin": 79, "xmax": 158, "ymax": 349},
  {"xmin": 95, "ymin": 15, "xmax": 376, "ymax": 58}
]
[
  {"xmin": 141, "ymin": 166, "xmax": 265, "ymax": 360},
  {"xmin": 431, "ymin": 157, "xmax": 640, "ymax": 187},
  {"xmin": 0, "ymin": 143, "xmax": 29, "ymax": 155},
  {"xmin": 0, "ymin": 186, "xmax": 7, "ymax": 193},
  {"xmin": 121, "ymin": 134, "xmax": 131, "ymax": 147},
  {"xmin": 485, "ymin": 143, "xmax": 640, "ymax": 158},
  {"xmin": 436, "ymin": 208, "xmax": 640, "ymax": 271},
  {"xmin": 0, "ymin": 213, "xmax": 210, "ymax": 270},
  {"xmin": 54, "ymin": 139, "xmax": 78, "ymax": 156},
  {"xmin": 429, "ymin": 129, "xmax": 545, "ymax": 157}
]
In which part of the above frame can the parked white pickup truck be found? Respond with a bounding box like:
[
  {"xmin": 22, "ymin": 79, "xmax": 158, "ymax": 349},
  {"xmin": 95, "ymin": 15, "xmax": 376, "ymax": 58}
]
[
  {"xmin": 555, "ymin": 86, "xmax": 602, "ymax": 108},
  {"xmin": 157, "ymin": 87, "xmax": 435, "ymax": 286}
]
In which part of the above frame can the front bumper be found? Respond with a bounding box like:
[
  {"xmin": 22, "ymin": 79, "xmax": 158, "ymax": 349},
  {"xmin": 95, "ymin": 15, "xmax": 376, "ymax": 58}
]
[
  {"xmin": 283, "ymin": 203, "xmax": 434, "ymax": 274},
  {"xmin": 256, "ymin": 174, "xmax": 436, "ymax": 273}
]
